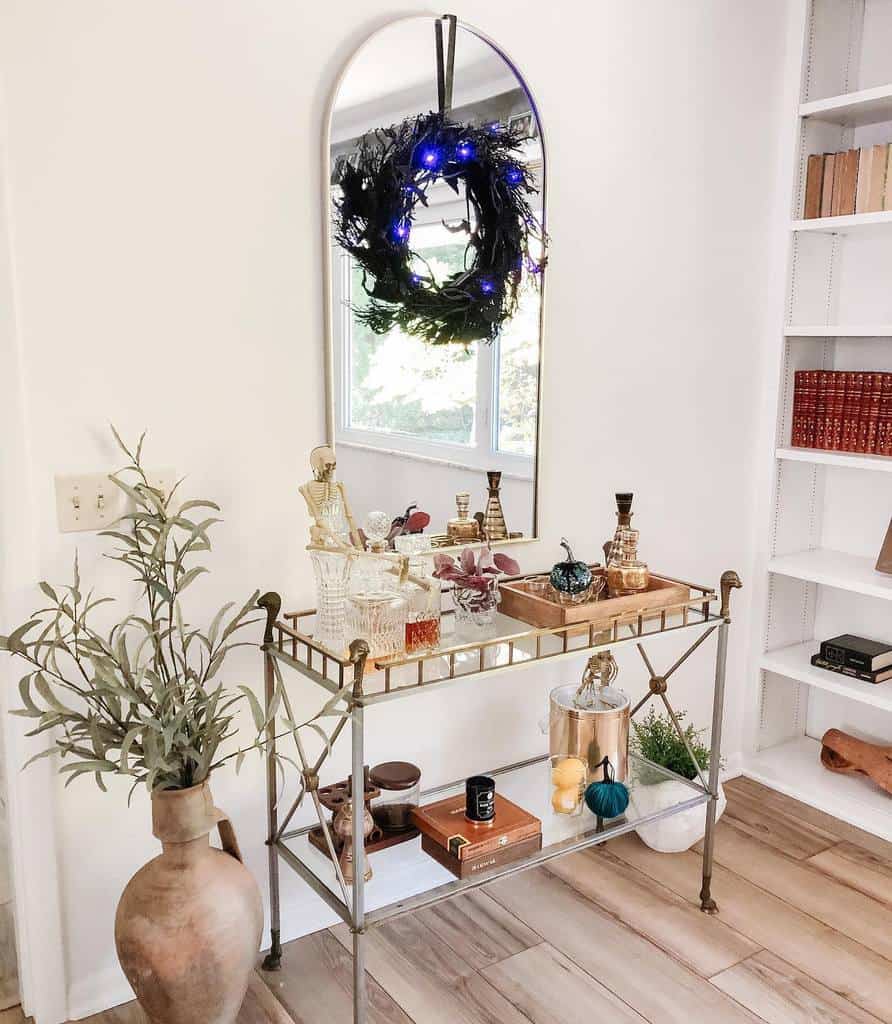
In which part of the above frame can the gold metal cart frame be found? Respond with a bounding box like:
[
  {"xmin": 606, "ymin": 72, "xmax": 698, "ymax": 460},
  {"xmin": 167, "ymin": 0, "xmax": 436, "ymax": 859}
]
[{"xmin": 258, "ymin": 569, "xmax": 742, "ymax": 1024}]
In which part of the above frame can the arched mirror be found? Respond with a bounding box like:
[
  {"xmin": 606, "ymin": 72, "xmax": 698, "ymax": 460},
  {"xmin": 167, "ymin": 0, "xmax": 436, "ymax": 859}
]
[{"xmin": 323, "ymin": 16, "xmax": 546, "ymax": 550}]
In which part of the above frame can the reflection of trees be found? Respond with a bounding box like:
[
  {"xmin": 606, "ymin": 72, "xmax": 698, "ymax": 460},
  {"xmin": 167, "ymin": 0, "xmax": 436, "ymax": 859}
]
[
  {"xmin": 497, "ymin": 287, "xmax": 539, "ymax": 456},
  {"xmin": 349, "ymin": 235, "xmax": 540, "ymax": 455},
  {"xmin": 351, "ymin": 242, "xmax": 478, "ymax": 443}
]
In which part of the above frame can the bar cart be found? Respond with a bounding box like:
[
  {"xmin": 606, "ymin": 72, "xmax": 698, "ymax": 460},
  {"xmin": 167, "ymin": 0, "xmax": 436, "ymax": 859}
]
[{"xmin": 257, "ymin": 568, "xmax": 742, "ymax": 1024}]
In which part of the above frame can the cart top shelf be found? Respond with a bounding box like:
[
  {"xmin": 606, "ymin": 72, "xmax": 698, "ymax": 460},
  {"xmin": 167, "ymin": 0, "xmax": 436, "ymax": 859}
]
[{"xmin": 263, "ymin": 571, "xmax": 720, "ymax": 706}]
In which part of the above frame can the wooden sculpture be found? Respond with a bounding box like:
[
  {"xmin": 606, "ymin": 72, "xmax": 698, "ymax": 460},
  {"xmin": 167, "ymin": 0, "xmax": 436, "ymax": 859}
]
[{"xmin": 820, "ymin": 729, "xmax": 892, "ymax": 794}]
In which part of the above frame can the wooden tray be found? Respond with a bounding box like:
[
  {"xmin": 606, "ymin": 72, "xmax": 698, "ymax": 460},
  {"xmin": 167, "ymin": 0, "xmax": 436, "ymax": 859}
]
[
  {"xmin": 307, "ymin": 823, "xmax": 419, "ymax": 859},
  {"xmin": 499, "ymin": 570, "xmax": 692, "ymax": 629}
]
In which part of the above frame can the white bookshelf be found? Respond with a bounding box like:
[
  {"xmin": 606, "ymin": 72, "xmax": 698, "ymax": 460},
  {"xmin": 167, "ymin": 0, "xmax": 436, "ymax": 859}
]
[
  {"xmin": 776, "ymin": 445, "xmax": 892, "ymax": 471},
  {"xmin": 761, "ymin": 641, "xmax": 892, "ymax": 712},
  {"xmin": 784, "ymin": 325, "xmax": 892, "ymax": 335},
  {"xmin": 792, "ymin": 210, "xmax": 892, "ymax": 235},
  {"xmin": 746, "ymin": 737, "xmax": 892, "ymax": 841},
  {"xmin": 746, "ymin": 0, "xmax": 892, "ymax": 837},
  {"xmin": 801, "ymin": 82, "xmax": 892, "ymax": 126}
]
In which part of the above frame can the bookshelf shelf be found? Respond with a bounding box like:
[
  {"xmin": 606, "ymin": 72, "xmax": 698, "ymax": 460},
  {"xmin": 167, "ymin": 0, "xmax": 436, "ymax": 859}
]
[
  {"xmin": 761, "ymin": 641, "xmax": 892, "ymax": 713},
  {"xmin": 784, "ymin": 326, "xmax": 892, "ymax": 337},
  {"xmin": 767, "ymin": 548, "xmax": 892, "ymax": 600},
  {"xmin": 792, "ymin": 211, "xmax": 892, "ymax": 236},
  {"xmin": 800, "ymin": 82, "xmax": 892, "ymax": 127},
  {"xmin": 743, "ymin": 736, "xmax": 892, "ymax": 841},
  {"xmin": 776, "ymin": 446, "xmax": 892, "ymax": 472}
]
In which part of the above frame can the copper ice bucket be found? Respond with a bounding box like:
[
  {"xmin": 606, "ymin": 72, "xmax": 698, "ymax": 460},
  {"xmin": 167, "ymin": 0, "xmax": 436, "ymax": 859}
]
[{"xmin": 547, "ymin": 683, "xmax": 630, "ymax": 781}]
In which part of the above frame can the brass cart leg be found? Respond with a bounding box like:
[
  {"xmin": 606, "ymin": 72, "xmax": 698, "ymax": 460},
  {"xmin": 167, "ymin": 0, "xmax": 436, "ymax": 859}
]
[
  {"xmin": 349, "ymin": 640, "xmax": 370, "ymax": 1024},
  {"xmin": 259, "ymin": 593, "xmax": 284, "ymax": 971},
  {"xmin": 700, "ymin": 572, "xmax": 741, "ymax": 915},
  {"xmin": 352, "ymin": 700, "xmax": 367, "ymax": 1024}
]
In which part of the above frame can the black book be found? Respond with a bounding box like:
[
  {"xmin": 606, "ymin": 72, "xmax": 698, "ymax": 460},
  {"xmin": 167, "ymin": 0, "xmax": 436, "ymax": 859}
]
[
  {"xmin": 819, "ymin": 634, "xmax": 892, "ymax": 673},
  {"xmin": 811, "ymin": 653, "xmax": 892, "ymax": 685}
]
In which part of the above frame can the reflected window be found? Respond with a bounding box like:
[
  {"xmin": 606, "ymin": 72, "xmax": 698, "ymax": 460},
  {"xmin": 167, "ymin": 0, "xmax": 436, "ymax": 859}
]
[{"xmin": 334, "ymin": 213, "xmax": 540, "ymax": 475}]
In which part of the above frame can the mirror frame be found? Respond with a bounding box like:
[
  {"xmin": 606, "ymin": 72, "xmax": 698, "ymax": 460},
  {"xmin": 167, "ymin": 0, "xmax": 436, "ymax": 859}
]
[{"xmin": 321, "ymin": 15, "xmax": 547, "ymax": 549}]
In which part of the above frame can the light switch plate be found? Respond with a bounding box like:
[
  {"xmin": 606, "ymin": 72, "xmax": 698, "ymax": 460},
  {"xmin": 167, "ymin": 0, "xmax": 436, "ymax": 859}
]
[
  {"xmin": 55, "ymin": 473, "xmax": 125, "ymax": 533},
  {"xmin": 54, "ymin": 467, "xmax": 177, "ymax": 533}
]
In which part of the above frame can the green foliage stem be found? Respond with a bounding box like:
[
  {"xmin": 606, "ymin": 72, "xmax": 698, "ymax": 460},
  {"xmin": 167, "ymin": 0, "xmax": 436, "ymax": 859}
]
[{"xmin": 0, "ymin": 429, "xmax": 298, "ymax": 796}]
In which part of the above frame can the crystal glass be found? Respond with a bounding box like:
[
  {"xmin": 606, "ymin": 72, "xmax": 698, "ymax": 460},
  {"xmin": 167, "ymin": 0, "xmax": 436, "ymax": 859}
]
[
  {"xmin": 346, "ymin": 559, "xmax": 407, "ymax": 660},
  {"xmin": 452, "ymin": 579, "xmax": 500, "ymax": 635},
  {"xmin": 404, "ymin": 577, "xmax": 441, "ymax": 654},
  {"xmin": 310, "ymin": 549, "xmax": 351, "ymax": 654},
  {"xmin": 549, "ymin": 755, "xmax": 586, "ymax": 817}
]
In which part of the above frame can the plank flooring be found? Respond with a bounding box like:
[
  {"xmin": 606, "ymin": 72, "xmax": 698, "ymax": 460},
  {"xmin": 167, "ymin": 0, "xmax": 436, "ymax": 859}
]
[{"xmin": 15, "ymin": 778, "xmax": 892, "ymax": 1023}]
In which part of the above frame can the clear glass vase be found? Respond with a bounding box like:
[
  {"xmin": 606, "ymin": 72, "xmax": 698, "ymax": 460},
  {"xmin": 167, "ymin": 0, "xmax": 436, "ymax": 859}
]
[
  {"xmin": 452, "ymin": 580, "xmax": 500, "ymax": 636},
  {"xmin": 310, "ymin": 549, "xmax": 351, "ymax": 655}
]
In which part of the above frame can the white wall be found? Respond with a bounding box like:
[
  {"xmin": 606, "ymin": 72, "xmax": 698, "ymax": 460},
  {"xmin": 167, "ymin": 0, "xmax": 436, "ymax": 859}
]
[{"xmin": 0, "ymin": 2, "xmax": 792, "ymax": 1019}]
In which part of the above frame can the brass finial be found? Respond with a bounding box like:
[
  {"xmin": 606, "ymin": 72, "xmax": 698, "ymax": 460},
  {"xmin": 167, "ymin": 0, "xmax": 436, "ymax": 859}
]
[
  {"xmin": 257, "ymin": 592, "xmax": 282, "ymax": 645},
  {"xmin": 720, "ymin": 571, "xmax": 742, "ymax": 620}
]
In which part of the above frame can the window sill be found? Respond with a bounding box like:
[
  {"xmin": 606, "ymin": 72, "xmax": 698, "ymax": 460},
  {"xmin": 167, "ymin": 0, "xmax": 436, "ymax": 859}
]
[{"xmin": 336, "ymin": 437, "xmax": 535, "ymax": 482}]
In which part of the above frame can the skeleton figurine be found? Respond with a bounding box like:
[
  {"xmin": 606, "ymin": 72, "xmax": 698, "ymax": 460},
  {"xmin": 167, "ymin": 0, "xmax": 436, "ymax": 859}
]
[
  {"xmin": 574, "ymin": 651, "xmax": 619, "ymax": 710},
  {"xmin": 299, "ymin": 445, "xmax": 360, "ymax": 549}
]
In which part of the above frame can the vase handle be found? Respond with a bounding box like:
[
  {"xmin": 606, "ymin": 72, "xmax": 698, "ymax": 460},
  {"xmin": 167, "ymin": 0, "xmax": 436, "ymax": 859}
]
[{"xmin": 214, "ymin": 808, "xmax": 244, "ymax": 863}]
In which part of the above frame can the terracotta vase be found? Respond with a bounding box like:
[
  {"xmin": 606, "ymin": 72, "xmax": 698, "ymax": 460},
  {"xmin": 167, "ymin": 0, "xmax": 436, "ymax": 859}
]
[{"xmin": 115, "ymin": 782, "xmax": 262, "ymax": 1024}]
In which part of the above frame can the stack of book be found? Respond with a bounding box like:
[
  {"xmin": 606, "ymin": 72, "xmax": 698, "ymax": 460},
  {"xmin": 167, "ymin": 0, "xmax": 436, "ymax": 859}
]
[
  {"xmin": 803, "ymin": 144, "xmax": 892, "ymax": 218},
  {"xmin": 811, "ymin": 634, "xmax": 892, "ymax": 684},
  {"xmin": 791, "ymin": 370, "xmax": 892, "ymax": 454},
  {"xmin": 411, "ymin": 792, "xmax": 542, "ymax": 879}
]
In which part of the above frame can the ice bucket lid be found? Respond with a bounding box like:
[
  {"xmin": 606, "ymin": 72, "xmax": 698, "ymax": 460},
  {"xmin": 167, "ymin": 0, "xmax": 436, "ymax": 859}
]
[{"xmin": 549, "ymin": 683, "xmax": 630, "ymax": 714}]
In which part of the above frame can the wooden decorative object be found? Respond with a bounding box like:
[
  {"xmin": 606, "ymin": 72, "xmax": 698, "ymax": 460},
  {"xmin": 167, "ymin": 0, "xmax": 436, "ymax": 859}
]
[
  {"xmin": 875, "ymin": 518, "xmax": 892, "ymax": 575},
  {"xmin": 499, "ymin": 569, "xmax": 691, "ymax": 629},
  {"xmin": 820, "ymin": 729, "xmax": 892, "ymax": 794}
]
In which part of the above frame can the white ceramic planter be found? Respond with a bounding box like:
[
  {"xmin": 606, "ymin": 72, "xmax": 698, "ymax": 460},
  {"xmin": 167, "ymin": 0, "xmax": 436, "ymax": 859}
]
[{"xmin": 629, "ymin": 779, "xmax": 726, "ymax": 853}]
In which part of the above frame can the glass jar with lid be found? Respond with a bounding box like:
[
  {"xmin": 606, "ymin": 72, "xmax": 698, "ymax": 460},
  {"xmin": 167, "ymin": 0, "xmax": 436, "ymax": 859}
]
[{"xmin": 368, "ymin": 761, "xmax": 422, "ymax": 833}]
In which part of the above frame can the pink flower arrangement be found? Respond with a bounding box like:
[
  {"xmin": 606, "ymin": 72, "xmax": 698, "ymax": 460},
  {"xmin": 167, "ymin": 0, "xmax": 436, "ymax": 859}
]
[{"xmin": 433, "ymin": 546, "xmax": 520, "ymax": 592}]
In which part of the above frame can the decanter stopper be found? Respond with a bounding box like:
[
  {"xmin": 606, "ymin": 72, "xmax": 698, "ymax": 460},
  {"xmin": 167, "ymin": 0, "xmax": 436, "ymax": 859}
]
[{"xmin": 364, "ymin": 510, "xmax": 391, "ymax": 553}]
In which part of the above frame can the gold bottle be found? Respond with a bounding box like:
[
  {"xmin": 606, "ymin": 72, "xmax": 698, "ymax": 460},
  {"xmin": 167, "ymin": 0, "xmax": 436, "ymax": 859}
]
[
  {"xmin": 446, "ymin": 492, "xmax": 480, "ymax": 542},
  {"xmin": 606, "ymin": 527, "xmax": 649, "ymax": 597}
]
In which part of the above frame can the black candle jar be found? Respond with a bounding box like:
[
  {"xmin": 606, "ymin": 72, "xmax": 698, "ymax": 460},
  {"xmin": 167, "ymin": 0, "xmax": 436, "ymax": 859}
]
[{"xmin": 465, "ymin": 775, "xmax": 495, "ymax": 823}]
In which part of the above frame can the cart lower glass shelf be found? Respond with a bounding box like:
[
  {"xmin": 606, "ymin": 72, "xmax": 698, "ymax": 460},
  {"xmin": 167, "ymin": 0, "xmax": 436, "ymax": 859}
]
[{"xmin": 277, "ymin": 753, "xmax": 709, "ymax": 928}]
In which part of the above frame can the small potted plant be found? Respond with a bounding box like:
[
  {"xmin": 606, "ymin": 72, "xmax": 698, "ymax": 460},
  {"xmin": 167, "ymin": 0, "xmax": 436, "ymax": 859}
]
[
  {"xmin": 433, "ymin": 546, "xmax": 519, "ymax": 635},
  {"xmin": 0, "ymin": 430, "xmax": 290, "ymax": 1024},
  {"xmin": 627, "ymin": 707, "xmax": 726, "ymax": 853}
]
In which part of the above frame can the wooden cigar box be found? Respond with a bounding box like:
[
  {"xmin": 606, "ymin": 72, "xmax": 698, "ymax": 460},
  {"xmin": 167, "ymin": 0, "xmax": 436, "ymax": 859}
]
[
  {"xmin": 410, "ymin": 793, "xmax": 541, "ymax": 861},
  {"xmin": 420, "ymin": 832, "xmax": 542, "ymax": 879}
]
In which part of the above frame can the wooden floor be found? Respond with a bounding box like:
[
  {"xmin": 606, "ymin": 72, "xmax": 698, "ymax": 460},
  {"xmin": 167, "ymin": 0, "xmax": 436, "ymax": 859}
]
[{"xmin": 8, "ymin": 778, "xmax": 892, "ymax": 1023}]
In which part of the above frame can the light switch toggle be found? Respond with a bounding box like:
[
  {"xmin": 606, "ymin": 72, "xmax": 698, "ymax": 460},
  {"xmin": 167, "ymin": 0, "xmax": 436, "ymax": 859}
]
[{"xmin": 55, "ymin": 468, "xmax": 175, "ymax": 533}]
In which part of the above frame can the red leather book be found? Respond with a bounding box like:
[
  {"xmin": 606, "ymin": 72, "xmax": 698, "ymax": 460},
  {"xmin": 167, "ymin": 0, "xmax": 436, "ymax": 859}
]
[
  {"xmin": 791, "ymin": 370, "xmax": 806, "ymax": 447},
  {"xmin": 841, "ymin": 372, "xmax": 864, "ymax": 452},
  {"xmin": 827, "ymin": 371, "xmax": 846, "ymax": 451},
  {"xmin": 876, "ymin": 374, "xmax": 892, "ymax": 456},
  {"xmin": 814, "ymin": 371, "xmax": 831, "ymax": 449},
  {"xmin": 802, "ymin": 370, "xmax": 819, "ymax": 447},
  {"xmin": 858, "ymin": 373, "xmax": 883, "ymax": 453}
]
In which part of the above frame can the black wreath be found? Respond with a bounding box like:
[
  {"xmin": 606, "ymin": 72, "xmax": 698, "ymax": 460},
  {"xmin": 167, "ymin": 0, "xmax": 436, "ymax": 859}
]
[{"xmin": 333, "ymin": 111, "xmax": 546, "ymax": 347}]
